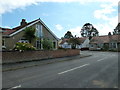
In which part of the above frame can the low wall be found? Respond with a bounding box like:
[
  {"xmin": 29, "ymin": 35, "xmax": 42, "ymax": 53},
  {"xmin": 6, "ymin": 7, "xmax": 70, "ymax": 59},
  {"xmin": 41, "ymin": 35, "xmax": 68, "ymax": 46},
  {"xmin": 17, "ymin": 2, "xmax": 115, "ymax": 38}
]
[{"xmin": 2, "ymin": 49, "xmax": 80, "ymax": 64}]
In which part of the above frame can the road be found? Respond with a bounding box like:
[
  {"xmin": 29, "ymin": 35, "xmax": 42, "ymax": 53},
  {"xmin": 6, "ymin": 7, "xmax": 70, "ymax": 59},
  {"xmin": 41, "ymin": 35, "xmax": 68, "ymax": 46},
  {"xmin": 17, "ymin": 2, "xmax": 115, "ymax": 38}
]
[{"xmin": 2, "ymin": 51, "xmax": 118, "ymax": 88}]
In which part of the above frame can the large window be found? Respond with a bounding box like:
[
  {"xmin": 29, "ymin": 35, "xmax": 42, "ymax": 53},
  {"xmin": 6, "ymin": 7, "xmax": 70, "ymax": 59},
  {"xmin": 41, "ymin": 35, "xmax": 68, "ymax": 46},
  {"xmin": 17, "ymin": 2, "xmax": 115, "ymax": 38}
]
[{"xmin": 36, "ymin": 24, "xmax": 43, "ymax": 38}]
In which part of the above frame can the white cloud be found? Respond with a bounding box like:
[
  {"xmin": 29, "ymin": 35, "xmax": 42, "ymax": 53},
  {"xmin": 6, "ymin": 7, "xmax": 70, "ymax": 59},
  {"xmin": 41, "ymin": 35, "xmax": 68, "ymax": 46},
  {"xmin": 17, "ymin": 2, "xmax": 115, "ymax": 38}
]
[
  {"xmin": 94, "ymin": 3, "xmax": 117, "ymax": 21},
  {"xmin": 67, "ymin": 26, "xmax": 81, "ymax": 37},
  {"xmin": 0, "ymin": 15, "xmax": 2, "ymax": 26},
  {"xmin": 94, "ymin": 23, "xmax": 115, "ymax": 35},
  {"xmin": 93, "ymin": 3, "xmax": 118, "ymax": 35},
  {"xmin": 55, "ymin": 24, "xmax": 63, "ymax": 31},
  {"xmin": 119, "ymin": 13, "xmax": 120, "ymax": 22},
  {"xmin": 0, "ymin": 0, "xmax": 119, "ymax": 15}
]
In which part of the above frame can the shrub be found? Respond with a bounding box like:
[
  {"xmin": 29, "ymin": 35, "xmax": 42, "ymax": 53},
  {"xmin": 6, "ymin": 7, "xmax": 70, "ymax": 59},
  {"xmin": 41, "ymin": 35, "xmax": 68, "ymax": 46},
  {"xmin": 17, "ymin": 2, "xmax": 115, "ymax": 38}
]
[
  {"xmin": 102, "ymin": 44, "xmax": 109, "ymax": 51},
  {"xmin": 42, "ymin": 39, "xmax": 53, "ymax": 50},
  {"xmin": 14, "ymin": 42, "xmax": 36, "ymax": 51}
]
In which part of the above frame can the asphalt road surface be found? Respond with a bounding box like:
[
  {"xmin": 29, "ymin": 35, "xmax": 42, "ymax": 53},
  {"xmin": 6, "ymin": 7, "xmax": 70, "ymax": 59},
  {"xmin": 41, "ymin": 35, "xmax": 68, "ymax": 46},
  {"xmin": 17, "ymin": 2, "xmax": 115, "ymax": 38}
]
[{"xmin": 2, "ymin": 51, "xmax": 119, "ymax": 88}]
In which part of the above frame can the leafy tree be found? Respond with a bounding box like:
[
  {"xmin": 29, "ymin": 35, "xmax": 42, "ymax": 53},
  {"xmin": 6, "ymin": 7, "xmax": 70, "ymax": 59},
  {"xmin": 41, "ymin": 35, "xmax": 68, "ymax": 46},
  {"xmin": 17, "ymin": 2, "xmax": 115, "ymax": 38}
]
[
  {"xmin": 108, "ymin": 32, "xmax": 112, "ymax": 35},
  {"xmin": 113, "ymin": 23, "xmax": 120, "ymax": 35},
  {"xmin": 80, "ymin": 23, "xmax": 99, "ymax": 38},
  {"xmin": 42, "ymin": 38, "xmax": 53, "ymax": 50},
  {"xmin": 64, "ymin": 31, "xmax": 73, "ymax": 38},
  {"xmin": 24, "ymin": 26, "xmax": 36, "ymax": 43},
  {"xmin": 68, "ymin": 38, "xmax": 81, "ymax": 49},
  {"xmin": 113, "ymin": 31, "xmax": 115, "ymax": 35}
]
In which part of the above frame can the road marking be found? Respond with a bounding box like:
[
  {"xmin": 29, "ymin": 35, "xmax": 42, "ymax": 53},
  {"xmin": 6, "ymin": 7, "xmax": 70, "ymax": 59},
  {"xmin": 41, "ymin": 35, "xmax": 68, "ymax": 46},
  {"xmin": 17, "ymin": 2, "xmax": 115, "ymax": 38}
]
[
  {"xmin": 58, "ymin": 64, "xmax": 89, "ymax": 75},
  {"xmin": 7, "ymin": 85, "xmax": 21, "ymax": 90},
  {"xmin": 97, "ymin": 58, "xmax": 105, "ymax": 62}
]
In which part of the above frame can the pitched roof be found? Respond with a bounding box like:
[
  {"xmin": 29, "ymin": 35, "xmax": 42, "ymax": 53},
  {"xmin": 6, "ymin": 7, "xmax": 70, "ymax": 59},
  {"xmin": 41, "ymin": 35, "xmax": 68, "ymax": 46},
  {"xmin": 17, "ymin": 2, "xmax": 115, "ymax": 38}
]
[
  {"xmin": 60, "ymin": 39, "xmax": 69, "ymax": 44},
  {"xmin": 12, "ymin": 19, "xmax": 39, "ymax": 31},
  {"xmin": 77, "ymin": 37, "xmax": 87, "ymax": 43},
  {"xmin": 60, "ymin": 37, "xmax": 87, "ymax": 45},
  {"xmin": 2, "ymin": 28, "xmax": 16, "ymax": 35},
  {"xmin": 90, "ymin": 35, "xmax": 120, "ymax": 44},
  {"xmin": 2, "ymin": 18, "xmax": 58, "ymax": 40},
  {"xmin": 2, "ymin": 19, "xmax": 39, "ymax": 36}
]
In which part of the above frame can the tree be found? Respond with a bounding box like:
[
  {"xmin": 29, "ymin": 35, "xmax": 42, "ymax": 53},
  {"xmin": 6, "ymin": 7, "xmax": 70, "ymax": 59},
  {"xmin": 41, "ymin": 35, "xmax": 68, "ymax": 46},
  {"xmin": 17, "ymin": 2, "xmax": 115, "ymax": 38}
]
[
  {"xmin": 24, "ymin": 27, "xmax": 36, "ymax": 43},
  {"xmin": 64, "ymin": 31, "xmax": 73, "ymax": 38},
  {"xmin": 42, "ymin": 38, "xmax": 53, "ymax": 50},
  {"xmin": 68, "ymin": 38, "xmax": 81, "ymax": 49},
  {"xmin": 113, "ymin": 31, "xmax": 115, "ymax": 35},
  {"xmin": 113, "ymin": 23, "xmax": 120, "ymax": 35},
  {"xmin": 108, "ymin": 32, "xmax": 112, "ymax": 35},
  {"xmin": 80, "ymin": 23, "xmax": 99, "ymax": 38}
]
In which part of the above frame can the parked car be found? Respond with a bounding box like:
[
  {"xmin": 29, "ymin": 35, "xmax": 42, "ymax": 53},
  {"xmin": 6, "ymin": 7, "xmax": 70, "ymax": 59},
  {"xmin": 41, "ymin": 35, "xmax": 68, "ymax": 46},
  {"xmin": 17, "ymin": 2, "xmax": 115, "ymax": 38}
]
[{"xmin": 18, "ymin": 39, "xmax": 29, "ymax": 43}]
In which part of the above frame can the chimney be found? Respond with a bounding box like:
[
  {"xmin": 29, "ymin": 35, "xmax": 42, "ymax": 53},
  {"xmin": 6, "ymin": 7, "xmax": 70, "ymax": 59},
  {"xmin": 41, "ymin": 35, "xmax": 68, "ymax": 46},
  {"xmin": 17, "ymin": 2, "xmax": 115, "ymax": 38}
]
[{"xmin": 20, "ymin": 19, "xmax": 27, "ymax": 26}]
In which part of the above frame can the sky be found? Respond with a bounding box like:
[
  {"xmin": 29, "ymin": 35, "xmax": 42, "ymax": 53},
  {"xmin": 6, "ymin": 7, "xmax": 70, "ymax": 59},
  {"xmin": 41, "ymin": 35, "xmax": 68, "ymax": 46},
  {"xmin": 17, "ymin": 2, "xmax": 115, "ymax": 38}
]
[{"xmin": 0, "ymin": 0, "xmax": 119, "ymax": 38}]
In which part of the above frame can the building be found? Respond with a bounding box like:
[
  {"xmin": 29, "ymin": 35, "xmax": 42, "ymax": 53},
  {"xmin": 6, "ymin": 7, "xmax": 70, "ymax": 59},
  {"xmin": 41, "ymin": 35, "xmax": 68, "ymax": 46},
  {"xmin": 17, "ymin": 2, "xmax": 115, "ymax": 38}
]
[
  {"xmin": 59, "ymin": 39, "xmax": 71, "ymax": 49},
  {"xmin": 59, "ymin": 35, "xmax": 120, "ymax": 51},
  {"xmin": 59, "ymin": 37, "xmax": 87, "ymax": 49},
  {"xmin": 89, "ymin": 35, "xmax": 120, "ymax": 51},
  {"xmin": 2, "ymin": 18, "xmax": 58, "ymax": 50}
]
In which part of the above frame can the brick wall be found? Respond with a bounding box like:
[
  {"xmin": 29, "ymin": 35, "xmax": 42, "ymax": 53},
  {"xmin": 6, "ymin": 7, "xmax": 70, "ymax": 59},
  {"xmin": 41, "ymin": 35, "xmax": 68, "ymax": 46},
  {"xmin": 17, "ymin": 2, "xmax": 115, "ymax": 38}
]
[{"xmin": 2, "ymin": 49, "xmax": 80, "ymax": 64}]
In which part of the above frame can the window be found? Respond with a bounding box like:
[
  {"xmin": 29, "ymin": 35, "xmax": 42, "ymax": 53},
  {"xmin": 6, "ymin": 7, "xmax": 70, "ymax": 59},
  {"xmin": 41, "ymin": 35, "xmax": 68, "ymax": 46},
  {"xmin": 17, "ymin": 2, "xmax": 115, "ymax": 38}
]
[
  {"xmin": 91, "ymin": 45, "xmax": 93, "ymax": 47},
  {"xmin": 109, "ymin": 43, "xmax": 112, "ymax": 48},
  {"xmin": 35, "ymin": 24, "xmax": 43, "ymax": 38},
  {"xmin": 118, "ymin": 43, "xmax": 120, "ymax": 50},
  {"xmin": 36, "ymin": 40, "xmax": 42, "ymax": 49},
  {"xmin": 53, "ymin": 42, "xmax": 56, "ymax": 49},
  {"xmin": 2, "ymin": 39, "xmax": 5, "ymax": 46},
  {"xmin": 35, "ymin": 24, "xmax": 39, "ymax": 37},
  {"xmin": 113, "ymin": 43, "xmax": 116, "ymax": 48}
]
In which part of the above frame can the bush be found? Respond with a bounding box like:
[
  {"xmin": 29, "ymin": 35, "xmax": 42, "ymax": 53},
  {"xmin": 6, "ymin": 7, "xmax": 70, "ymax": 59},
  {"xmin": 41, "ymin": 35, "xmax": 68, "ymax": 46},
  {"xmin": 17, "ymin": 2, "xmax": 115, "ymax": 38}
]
[
  {"xmin": 102, "ymin": 44, "xmax": 109, "ymax": 51},
  {"xmin": 14, "ymin": 42, "xmax": 36, "ymax": 51},
  {"xmin": 42, "ymin": 39, "xmax": 53, "ymax": 50}
]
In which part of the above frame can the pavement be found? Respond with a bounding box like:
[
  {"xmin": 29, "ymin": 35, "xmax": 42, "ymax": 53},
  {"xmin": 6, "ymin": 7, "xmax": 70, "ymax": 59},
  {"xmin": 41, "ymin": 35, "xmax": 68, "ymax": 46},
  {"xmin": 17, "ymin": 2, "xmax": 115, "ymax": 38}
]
[
  {"xmin": 2, "ymin": 51, "xmax": 118, "ymax": 88},
  {"xmin": 2, "ymin": 51, "xmax": 92, "ymax": 72}
]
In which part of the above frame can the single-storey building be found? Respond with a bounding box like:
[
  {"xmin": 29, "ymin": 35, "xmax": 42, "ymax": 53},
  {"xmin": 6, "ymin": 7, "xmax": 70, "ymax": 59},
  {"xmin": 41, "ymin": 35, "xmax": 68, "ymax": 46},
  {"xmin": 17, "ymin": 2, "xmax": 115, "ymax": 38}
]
[
  {"xmin": 89, "ymin": 35, "xmax": 120, "ymax": 51},
  {"xmin": 2, "ymin": 18, "xmax": 58, "ymax": 50},
  {"xmin": 59, "ymin": 39, "xmax": 71, "ymax": 49},
  {"xmin": 59, "ymin": 37, "xmax": 87, "ymax": 49}
]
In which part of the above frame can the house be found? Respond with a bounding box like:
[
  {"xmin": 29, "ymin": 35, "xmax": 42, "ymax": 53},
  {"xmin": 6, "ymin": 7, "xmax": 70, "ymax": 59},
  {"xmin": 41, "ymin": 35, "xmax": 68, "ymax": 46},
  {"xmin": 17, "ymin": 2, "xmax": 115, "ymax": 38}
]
[
  {"xmin": 59, "ymin": 37, "xmax": 87, "ymax": 49},
  {"xmin": 59, "ymin": 39, "xmax": 71, "ymax": 49},
  {"xmin": 89, "ymin": 35, "xmax": 120, "ymax": 51},
  {"xmin": 78, "ymin": 37, "xmax": 89, "ymax": 50},
  {"xmin": 2, "ymin": 18, "xmax": 58, "ymax": 50}
]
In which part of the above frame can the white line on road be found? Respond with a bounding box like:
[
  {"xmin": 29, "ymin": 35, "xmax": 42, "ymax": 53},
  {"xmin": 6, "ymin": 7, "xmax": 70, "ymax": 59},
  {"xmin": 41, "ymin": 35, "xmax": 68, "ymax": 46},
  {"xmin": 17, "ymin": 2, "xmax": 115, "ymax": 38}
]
[
  {"xmin": 7, "ymin": 85, "xmax": 21, "ymax": 90},
  {"xmin": 97, "ymin": 58, "xmax": 105, "ymax": 62},
  {"xmin": 58, "ymin": 64, "xmax": 89, "ymax": 75}
]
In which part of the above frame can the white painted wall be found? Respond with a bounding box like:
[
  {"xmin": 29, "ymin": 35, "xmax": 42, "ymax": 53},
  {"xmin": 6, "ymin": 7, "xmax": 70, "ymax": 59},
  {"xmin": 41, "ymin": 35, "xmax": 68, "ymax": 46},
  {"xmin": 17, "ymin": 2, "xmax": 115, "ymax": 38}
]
[
  {"xmin": 81, "ymin": 37, "xmax": 90, "ymax": 48},
  {"xmin": 61, "ymin": 42, "xmax": 71, "ymax": 48}
]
